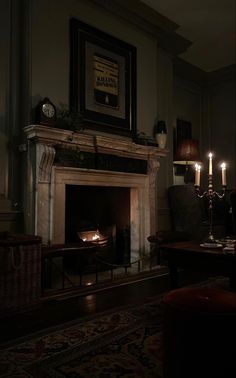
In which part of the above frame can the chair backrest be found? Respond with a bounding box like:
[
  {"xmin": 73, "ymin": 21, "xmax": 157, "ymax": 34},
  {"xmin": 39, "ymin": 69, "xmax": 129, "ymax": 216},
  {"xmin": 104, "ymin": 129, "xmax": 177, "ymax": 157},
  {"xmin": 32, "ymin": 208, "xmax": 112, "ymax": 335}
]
[{"xmin": 168, "ymin": 185, "xmax": 208, "ymax": 240}]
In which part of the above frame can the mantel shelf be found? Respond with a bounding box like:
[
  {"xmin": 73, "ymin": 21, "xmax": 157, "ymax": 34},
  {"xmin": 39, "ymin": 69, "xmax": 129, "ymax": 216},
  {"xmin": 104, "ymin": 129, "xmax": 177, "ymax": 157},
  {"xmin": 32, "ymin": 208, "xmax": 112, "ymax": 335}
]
[{"xmin": 24, "ymin": 125, "xmax": 168, "ymax": 161}]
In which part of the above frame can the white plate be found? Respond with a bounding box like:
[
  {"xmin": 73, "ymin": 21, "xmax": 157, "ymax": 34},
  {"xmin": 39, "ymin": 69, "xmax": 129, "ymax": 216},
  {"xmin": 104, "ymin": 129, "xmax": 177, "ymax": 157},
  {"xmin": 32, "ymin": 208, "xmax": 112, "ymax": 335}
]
[
  {"xmin": 223, "ymin": 246, "xmax": 235, "ymax": 251},
  {"xmin": 216, "ymin": 239, "xmax": 236, "ymax": 244},
  {"xmin": 200, "ymin": 243, "xmax": 223, "ymax": 249}
]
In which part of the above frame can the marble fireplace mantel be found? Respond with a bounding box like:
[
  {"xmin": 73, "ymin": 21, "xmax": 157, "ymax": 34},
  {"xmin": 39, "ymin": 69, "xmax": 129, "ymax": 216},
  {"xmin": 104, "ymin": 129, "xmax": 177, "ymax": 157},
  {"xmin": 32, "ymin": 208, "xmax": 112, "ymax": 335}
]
[
  {"xmin": 23, "ymin": 125, "xmax": 168, "ymax": 258},
  {"xmin": 24, "ymin": 125, "xmax": 168, "ymax": 159}
]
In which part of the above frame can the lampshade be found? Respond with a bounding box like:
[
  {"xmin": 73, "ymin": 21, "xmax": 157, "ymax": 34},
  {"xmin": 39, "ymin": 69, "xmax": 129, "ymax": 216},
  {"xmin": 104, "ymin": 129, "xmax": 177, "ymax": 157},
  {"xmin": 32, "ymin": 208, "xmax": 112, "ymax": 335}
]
[{"xmin": 174, "ymin": 139, "xmax": 200, "ymax": 165}]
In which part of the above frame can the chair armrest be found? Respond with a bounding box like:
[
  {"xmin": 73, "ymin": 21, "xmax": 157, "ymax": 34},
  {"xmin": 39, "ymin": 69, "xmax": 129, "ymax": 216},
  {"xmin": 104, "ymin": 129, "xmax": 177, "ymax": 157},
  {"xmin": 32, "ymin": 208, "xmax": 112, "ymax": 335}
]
[{"xmin": 148, "ymin": 230, "xmax": 191, "ymax": 245}]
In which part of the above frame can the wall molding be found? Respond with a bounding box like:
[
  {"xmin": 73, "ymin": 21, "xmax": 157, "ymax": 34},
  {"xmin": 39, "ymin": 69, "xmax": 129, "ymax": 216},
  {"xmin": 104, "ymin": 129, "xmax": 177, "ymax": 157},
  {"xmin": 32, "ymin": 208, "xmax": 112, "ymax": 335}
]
[
  {"xmin": 173, "ymin": 57, "xmax": 206, "ymax": 85},
  {"xmin": 174, "ymin": 57, "xmax": 235, "ymax": 87},
  {"xmin": 206, "ymin": 64, "xmax": 236, "ymax": 87},
  {"xmin": 91, "ymin": 0, "xmax": 192, "ymax": 55}
]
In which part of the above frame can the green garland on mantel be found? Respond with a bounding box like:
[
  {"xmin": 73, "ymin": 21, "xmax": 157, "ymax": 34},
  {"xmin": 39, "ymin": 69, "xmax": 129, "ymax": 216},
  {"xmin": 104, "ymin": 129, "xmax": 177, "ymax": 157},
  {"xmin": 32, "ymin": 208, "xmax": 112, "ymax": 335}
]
[{"xmin": 56, "ymin": 104, "xmax": 84, "ymax": 132}]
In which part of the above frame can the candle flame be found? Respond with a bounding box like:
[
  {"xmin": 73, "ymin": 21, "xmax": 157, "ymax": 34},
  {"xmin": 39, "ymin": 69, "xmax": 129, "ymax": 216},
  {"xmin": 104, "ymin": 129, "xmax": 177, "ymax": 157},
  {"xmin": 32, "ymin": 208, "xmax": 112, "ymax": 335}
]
[
  {"xmin": 221, "ymin": 162, "xmax": 226, "ymax": 170},
  {"xmin": 86, "ymin": 282, "xmax": 93, "ymax": 286},
  {"xmin": 208, "ymin": 152, "xmax": 213, "ymax": 158},
  {"xmin": 195, "ymin": 163, "xmax": 201, "ymax": 171}
]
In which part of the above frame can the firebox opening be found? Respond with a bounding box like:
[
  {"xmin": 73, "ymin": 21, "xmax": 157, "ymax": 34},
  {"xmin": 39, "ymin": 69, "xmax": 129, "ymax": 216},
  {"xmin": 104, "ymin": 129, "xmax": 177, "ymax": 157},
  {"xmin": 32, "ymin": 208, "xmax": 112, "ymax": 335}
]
[{"xmin": 65, "ymin": 185, "xmax": 131, "ymax": 268}]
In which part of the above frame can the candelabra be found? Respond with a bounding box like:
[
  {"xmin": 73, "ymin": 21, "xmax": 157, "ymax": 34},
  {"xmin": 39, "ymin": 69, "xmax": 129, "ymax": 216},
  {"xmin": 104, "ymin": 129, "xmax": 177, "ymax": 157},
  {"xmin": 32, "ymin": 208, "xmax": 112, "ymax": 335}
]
[{"xmin": 194, "ymin": 153, "xmax": 227, "ymax": 245}]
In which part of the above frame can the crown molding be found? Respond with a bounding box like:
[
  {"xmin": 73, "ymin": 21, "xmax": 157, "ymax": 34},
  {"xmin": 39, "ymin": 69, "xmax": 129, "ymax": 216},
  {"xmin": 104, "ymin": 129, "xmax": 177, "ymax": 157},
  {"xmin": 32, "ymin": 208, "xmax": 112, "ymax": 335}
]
[
  {"xmin": 173, "ymin": 57, "xmax": 206, "ymax": 85},
  {"xmin": 206, "ymin": 64, "xmax": 236, "ymax": 87},
  {"xmin": 173, "ymin": 58, "xmax": 236, "ymax": 87},
  {"xmin": 91, "ymin": 0, "xmax": 192, "ymax": 55}
]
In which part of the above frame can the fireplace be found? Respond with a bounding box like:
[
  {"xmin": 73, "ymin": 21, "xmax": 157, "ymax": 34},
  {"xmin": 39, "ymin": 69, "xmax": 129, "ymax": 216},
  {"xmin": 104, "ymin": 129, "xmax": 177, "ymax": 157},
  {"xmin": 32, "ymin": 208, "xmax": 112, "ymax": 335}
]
[
  {"xmin": 23, "ymin": 125, "xmax": 167, "ymax": 261},
  {"xmin": 53, "ymin": 166, "xmax": 148, "ymax": 262},
  {"xmin": 65, "ymin": 185, "xmax": 131, "ymax": 263}
]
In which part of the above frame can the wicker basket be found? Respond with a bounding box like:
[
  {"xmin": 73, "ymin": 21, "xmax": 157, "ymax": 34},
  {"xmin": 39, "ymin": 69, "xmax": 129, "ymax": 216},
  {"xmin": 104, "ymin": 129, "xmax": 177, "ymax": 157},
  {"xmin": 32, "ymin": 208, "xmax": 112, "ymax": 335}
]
[{"xmin": 0, "ymin": 234, "xmax": 42, "ymax": 315}]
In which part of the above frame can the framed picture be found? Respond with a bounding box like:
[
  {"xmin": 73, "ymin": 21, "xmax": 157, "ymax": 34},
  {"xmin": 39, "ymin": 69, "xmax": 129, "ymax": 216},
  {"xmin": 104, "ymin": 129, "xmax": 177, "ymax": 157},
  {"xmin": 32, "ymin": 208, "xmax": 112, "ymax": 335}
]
[
  {"xmin": 70, "ymin": 18, "xmax": 137, "ymax": 137},
  {"xmin": 174, "ymin": 119, "xmax": 192, "ymax": 176}
]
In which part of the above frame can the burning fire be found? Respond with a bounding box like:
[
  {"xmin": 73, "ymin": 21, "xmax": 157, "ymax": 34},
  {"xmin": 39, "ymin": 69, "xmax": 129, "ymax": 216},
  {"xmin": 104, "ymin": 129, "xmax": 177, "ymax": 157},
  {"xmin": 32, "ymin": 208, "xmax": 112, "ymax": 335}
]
[
  {"xmin": 92, "ymin": 232, "xmax": 100, "ymax": 241},
  {"xmin": 78, "ymin": 229, "xmax": 109, "ymax": 246},
  {"xmin": 81, "ymin": 233, "xmax": 100, "ymax": 242}
]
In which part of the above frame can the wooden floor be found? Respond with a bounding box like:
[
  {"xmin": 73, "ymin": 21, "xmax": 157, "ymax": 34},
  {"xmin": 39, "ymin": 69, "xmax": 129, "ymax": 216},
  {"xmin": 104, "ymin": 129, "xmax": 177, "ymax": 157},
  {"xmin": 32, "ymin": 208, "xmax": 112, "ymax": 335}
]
[{"xmin": 0, "ymin": 269, "xmax": 208, "ymax": 344}]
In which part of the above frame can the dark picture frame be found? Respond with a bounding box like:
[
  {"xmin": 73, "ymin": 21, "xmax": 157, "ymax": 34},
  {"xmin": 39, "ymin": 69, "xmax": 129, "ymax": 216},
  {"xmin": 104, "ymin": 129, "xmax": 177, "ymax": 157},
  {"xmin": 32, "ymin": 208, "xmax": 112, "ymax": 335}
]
[
  {"xmin": 70, "ymin": 18, "xmax": 137, "ymax": 137},
  {"xmin": 174, "ymin": 119, "xmax": 192, "ymax": 176}
]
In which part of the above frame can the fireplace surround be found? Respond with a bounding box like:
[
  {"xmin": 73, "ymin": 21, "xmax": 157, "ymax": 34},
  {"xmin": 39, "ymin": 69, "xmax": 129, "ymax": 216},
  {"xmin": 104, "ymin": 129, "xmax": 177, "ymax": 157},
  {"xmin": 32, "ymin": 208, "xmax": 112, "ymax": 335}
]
[{"xmin": 23, "ymin": 125, "xmax": 167, "ymax": 261}]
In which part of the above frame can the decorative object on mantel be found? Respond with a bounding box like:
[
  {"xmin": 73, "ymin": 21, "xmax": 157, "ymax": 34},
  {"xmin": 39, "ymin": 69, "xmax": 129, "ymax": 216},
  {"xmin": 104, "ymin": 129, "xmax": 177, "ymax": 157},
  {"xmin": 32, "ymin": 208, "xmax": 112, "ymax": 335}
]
[
  {"xmin": 194, "ymin": 152, "xmax": 227, "ymax": 247},
  {"xmin": 173, "ymin": 138, "xmax": 201, "ymax": 184},
  {"xmin": 35, "ymin": 97, "xmax": 57, "ymax": 126},
  {"xmin": 154, "ymin": 120, "xmax": 167, "ymax": 149},
  {"xmin": 57, "ymin": 104, "xmax": 84, "ymax": 132},
  {"xmin": 133, "ymin": 131, "xmax": 158, "ymax": 146}
]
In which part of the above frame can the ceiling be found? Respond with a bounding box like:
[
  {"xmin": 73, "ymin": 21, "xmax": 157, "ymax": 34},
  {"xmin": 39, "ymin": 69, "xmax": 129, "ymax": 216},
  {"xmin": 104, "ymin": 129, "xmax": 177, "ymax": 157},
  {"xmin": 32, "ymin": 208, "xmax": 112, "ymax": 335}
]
[{"xmin": 140, "ymin": 0, "xmax": 235, "ymax": 72}]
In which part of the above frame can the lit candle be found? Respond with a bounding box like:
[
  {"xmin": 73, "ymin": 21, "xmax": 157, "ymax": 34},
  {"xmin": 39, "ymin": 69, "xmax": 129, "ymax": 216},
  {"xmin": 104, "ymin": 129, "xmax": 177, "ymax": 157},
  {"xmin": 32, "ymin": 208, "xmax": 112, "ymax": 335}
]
[
  {"xmin": 208, "ymin": 153, "xmax": 213, "ymax": 175},
  {"xmin": 221, "ymin": 162, "xmax": 227, "ymax": 186},
  {"xmin": 195, "ymin": 163, "xmax": 201, "ymax": 186}
]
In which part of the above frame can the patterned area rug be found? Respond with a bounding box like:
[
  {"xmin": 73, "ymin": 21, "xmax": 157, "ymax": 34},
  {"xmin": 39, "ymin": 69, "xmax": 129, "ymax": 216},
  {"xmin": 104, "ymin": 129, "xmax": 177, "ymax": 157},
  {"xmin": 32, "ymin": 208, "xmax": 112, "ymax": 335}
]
[{"xmin": 0, "ymin": 277, "xmax": 230, "ymax": 378}]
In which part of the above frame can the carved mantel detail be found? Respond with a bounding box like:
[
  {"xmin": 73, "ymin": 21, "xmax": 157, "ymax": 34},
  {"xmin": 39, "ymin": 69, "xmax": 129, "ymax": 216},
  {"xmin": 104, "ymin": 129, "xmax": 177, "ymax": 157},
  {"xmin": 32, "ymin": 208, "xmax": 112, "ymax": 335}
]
[
  {"xmin": 37, "ymin": 144, "xmax": 56, "ymax": 183},
  {"xmin": 148, "ymin": 159, "xmax": 160, "ymax": 184}
]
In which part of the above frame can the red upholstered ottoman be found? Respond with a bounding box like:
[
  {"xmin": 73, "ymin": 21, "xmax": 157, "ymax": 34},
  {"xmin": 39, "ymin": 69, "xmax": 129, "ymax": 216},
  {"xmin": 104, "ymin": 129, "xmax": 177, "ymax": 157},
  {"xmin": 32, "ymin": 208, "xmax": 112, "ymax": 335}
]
[{"xmin": 162, "ymin": 287, "xmax": 236, "ymax": 378}]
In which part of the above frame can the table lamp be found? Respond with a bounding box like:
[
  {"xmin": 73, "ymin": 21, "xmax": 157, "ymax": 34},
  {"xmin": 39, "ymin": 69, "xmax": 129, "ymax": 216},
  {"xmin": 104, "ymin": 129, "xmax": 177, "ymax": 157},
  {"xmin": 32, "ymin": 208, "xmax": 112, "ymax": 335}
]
[{"xmin": 174, "ymin": 139, "xmax": 201, "ymax": 183}]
